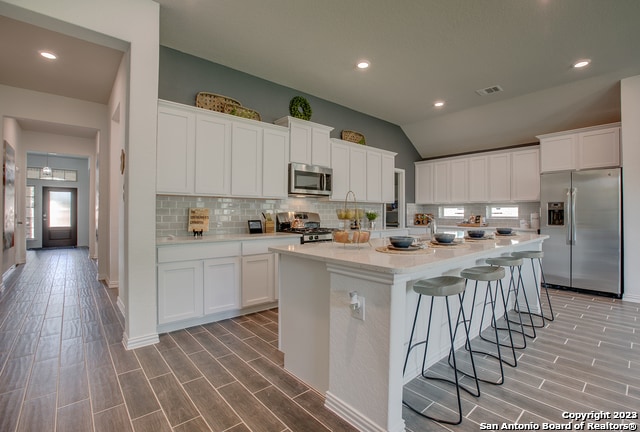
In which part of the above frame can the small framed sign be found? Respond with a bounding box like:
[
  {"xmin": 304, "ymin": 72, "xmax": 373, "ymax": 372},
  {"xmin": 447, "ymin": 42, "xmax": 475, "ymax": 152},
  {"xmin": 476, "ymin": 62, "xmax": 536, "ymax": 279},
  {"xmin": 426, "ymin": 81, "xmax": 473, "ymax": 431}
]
[{"xmin": 248, "ymin": 219, "xmax": 263, "ymax": 234}]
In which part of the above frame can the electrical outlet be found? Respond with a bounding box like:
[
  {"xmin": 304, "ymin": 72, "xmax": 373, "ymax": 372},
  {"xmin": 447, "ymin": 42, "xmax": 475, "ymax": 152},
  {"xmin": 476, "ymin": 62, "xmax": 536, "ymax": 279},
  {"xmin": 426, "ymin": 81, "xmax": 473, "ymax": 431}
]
[{"xmin": 351, "ymin": 296, "xmax": 365, "ymax": 321}]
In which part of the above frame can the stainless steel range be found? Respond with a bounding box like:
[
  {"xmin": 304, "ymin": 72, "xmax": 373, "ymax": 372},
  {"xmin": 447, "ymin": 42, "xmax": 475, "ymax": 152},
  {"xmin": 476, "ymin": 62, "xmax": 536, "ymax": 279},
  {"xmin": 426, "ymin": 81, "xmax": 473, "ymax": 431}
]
[{"xmin": 276, "ymin": 211, "xmax": 334, "ymax": 243}]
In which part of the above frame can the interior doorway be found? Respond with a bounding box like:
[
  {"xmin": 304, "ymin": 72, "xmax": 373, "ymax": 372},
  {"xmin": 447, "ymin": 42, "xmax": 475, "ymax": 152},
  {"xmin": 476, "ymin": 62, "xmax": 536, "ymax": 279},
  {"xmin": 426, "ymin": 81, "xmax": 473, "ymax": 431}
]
[{"xmin": 42, "ymin": 187, "xmax": 77, "ymax": 248}]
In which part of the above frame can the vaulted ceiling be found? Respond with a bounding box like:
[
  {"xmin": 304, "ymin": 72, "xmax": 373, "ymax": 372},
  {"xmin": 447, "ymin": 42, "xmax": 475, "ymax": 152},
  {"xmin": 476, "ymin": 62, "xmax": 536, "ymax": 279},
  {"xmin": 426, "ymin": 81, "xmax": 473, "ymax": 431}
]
[{"xmin": 2, "ymin": 1, "xmax": 640, "ymax": 158}]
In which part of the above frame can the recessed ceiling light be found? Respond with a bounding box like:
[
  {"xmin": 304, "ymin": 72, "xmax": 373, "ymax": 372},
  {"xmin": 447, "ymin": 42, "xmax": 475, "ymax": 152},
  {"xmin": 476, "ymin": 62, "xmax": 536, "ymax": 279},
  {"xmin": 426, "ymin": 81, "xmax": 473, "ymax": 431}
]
[
  {"xmin": 39, "ymin": 51, "xmax": 57, "ymax": 60},
  {"xmin": 573, "ymin": 59, "xmax": 590, "ymax": 69},
  {"xmin": 434, "ymin": 101, "xmax": 445, "ymax": 108},
  {"xmin": 357, "ymin": 60, "xmax": 370, "ymax": 70}
]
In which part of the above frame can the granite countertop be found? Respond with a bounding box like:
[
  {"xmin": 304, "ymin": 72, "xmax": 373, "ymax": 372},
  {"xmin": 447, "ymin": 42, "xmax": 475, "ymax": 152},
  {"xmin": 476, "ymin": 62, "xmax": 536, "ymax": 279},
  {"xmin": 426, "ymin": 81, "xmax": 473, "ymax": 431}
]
[
  {"xmin": 269, "ymin": 233, "xmax": 548, "ymax": 275},
  {"xmin": 157, "ymin": 232, "xmax": 301, "ymax": 246}
]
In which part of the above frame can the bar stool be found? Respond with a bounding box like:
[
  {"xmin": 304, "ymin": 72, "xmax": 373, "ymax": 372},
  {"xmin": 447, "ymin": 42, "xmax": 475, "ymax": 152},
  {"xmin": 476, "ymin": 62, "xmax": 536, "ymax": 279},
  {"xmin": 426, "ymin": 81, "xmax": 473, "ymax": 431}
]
[
  {"xmin": 403, "ymin": 276, "xmax": 480, "ymax": 425},
  {"xmin": 485, "ymin": 256, "xmax": 533, "ymax": 349},
  {"xmin": 457, "ymin": 265, "xmax": 514, "ymax": 385},
  {"xmin": 511, "ymin": 251, "xmax": 555, "ymax": 326}
]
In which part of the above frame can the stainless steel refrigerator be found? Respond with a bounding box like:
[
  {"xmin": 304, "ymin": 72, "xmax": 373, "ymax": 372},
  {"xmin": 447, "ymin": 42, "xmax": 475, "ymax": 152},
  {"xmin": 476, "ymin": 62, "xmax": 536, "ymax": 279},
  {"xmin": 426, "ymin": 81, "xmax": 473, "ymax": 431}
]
[{"xmin": 540, "ymin": 168, "xmax": 622, "ymax": 296}]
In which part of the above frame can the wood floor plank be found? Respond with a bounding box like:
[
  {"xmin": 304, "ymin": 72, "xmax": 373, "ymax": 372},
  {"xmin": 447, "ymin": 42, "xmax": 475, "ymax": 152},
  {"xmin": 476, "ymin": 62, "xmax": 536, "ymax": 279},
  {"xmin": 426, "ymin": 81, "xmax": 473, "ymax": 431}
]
[
  {"xmin": 58, "ymin": 362, "xmax": 89, "ymax": 407},
  {"xmin": 188, "ymin": 350, "xmax": 235, "ymax": 388},
  {"xmin": 217, "ymin": 333, "xmax": 261, "ymax": 362},
  {"xmin": 191, "ymin": 330, "xmax": 231, "ymax": 358},
  {"xmin": 131, "ymin": 410, "xmax": 172, "ymax": 432},
  {"xmin": 217, "ymin": 382, "xmax": 287, "ymax": 432},
  {"xmin": 243, "ymin": 335, "xmax": 284, "ymax": 366},
  {"xmin": 135, "ymin": 345, "xmax": 170, "ymax": 378},
  {"xmin": 158, "ymin": 347, "xmax": 202, "ymax": 383},
  {"xmin": 173, "ymin": 416, "xmax": 212, "ymax": 432},
  {"xmin": 118, "ymin": 369, "xmax": 160, "ymax": 420},
  {"xmin": 93, "ymin": 403, "xmax": 133, "ymax": 432},
  {"xmin": 183, "ymin": 377, "xmax": 242, "ymax": 431},
  {"xmin": 216, "ymin": 353, "xmax": 271, "ymax": 393},
  {"xmin": 169, "ymin": 329, "xmax": 202, "ymax": 354},
  {"xmin": 60, "ymin": 337, "xmax": 84, "ymax": 365},
  {"xmin": 148, "ymin": 373, "xmax": 199, "ymax": 427},
  {"xmin": 0, "ymin": 388, "xmax": 25, "ymax": 432},
  {"xmin": 26, "ymin": 358, "xmax": 58, "ymax": 400},
  {"xmin": 109, "ymin": 341, "xmax": 140, "ymax": 374},
  {"xmin": 88, "ymin": 364, "xmax": 124, "ymax": 413},
  {"xmin": 56, "ymin": 399, "xmax": 93, "ymax": 432},
  {"xmin": 16, "ymin": 393, "xmax": 56, "ymax": 432},
  {"xmin": 254, "ymin": 385, "xmax": 330, "ymax": 431},
  {"xmin": 248, "ymin": 356, "xmax": 309, "ymax": 398}
]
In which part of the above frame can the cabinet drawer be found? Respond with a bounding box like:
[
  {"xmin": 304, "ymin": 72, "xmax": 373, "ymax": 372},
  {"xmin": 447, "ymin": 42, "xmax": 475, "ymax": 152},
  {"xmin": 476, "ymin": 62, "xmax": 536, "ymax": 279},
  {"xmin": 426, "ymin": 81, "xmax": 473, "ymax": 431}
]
[
  {"xmin": 158, "ymin": 242, "xmax": 242, "ymax": 263},
  {"xmin": 242, "ymin": 238, "xmax": 300, "ymax": 255}
]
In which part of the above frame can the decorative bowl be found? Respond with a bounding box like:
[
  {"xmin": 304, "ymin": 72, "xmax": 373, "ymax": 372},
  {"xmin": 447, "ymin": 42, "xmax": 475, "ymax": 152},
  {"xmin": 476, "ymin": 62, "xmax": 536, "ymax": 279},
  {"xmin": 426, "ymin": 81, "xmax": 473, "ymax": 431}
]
[
  {"xmin": 433, "ymin": 233, "xmax": 456, "ymax": 243},
  {"xmin": 496, "ymin": 227, "xmax": 513, "ymax": 235},
  {"xmin": 388, "ymin": 236, "xmax": 414, "ymax": 248},
  {"xmin": 333, "ymin": 230, "xmax": 370, "ymax": 244},
  {"xmin": 467, "ymin": 230, "xmax": 485, "ymax": 238}
]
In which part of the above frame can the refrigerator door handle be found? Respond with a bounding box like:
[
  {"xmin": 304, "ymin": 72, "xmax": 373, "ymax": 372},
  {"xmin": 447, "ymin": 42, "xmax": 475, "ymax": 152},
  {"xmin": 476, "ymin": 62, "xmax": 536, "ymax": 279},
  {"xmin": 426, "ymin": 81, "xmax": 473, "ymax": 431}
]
[
  {"xmin": 565, "ymin": 188, "xmax": 572, "ymax": 245},
  {"xmin": 570, "ymin": 187, "xmax": 577, "ymax": 245}
]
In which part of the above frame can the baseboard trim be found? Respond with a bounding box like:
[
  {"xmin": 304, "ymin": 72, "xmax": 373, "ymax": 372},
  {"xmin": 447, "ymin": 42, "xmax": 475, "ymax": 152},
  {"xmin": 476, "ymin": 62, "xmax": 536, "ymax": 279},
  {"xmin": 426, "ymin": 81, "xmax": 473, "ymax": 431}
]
[
  {"xmin": 325, "ymin": 391, "xmax": 404, "ymax": 432},
  {"xmin": 122, "ymin": 331, "xmax": 159, "ymax": 350},
  {"xmin": 116, "ymin": 296, "xmax": 126, "ymax": 318}
]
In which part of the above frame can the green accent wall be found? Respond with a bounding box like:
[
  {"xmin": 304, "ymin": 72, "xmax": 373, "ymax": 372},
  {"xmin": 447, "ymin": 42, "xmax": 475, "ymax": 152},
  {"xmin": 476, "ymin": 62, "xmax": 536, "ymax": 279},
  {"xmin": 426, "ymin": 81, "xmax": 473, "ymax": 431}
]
[{"xmin": 158, "ymin": 46, "xmax": 421, "ymax": 202}]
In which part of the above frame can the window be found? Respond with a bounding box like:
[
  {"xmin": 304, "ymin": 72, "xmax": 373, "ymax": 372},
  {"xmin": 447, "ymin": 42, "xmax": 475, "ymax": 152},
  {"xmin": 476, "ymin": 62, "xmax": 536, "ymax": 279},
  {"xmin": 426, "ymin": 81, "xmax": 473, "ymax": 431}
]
[
  {"xmin": 26, "ymin": 186, "xmax": 35, "ymax": 240},
  {"xmin": 441, "ymin": 206, "xmax": 465, "ymax": 218},
  {"xmin": 489, "ymin": 206, "xmax": 519, "ymax": 218},
  {"xmin": 27, "ymin": 167, "xmax": 77, "ymax": 182}
]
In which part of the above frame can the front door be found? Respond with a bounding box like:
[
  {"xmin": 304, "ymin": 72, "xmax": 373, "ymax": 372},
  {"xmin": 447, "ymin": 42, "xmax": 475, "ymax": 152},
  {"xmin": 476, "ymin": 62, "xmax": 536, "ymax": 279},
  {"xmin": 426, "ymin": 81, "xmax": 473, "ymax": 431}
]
[{"xmin": 42, "ymin": 187, "xmax": 77, "ymax": 248}]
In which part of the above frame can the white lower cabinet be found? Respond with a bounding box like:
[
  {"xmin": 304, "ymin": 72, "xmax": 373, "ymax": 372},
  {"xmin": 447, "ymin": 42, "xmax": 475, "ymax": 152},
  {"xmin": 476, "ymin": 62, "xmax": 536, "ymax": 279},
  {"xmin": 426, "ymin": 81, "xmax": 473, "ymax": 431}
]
[
  {"xmin": 158, "ymin": 260, "xmax": 203, "ymax": 325},
  {"xmin": 203, "ymin": 257, "xmax": 241, "ymax": 315},
  {"xmin": 157, "ymin": 237, "xmax": 298, "ymax": 330},
  {"xmin": 241, "ymin": 253, "xmax": 275, "ymax": 307}
]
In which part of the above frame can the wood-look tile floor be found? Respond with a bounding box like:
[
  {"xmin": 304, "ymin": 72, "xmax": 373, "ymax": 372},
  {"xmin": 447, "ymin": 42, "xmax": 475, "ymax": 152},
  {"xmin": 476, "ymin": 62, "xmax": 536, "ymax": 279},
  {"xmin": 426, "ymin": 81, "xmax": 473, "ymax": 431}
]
[
  {"xmin": 403, "ymin": 286, "xmax": 640, "ymax": 431},
  {"xmin": 0, "ymin": 248, "xmax": 638, "ymax": 431}
]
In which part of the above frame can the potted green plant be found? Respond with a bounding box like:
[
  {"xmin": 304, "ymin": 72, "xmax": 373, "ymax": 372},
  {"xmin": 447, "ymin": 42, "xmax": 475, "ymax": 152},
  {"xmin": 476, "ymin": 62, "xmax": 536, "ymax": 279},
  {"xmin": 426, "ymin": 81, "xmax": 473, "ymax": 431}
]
[{"xmin": 365, "ymin": 211, "xmax": 378, "ymax": 229}]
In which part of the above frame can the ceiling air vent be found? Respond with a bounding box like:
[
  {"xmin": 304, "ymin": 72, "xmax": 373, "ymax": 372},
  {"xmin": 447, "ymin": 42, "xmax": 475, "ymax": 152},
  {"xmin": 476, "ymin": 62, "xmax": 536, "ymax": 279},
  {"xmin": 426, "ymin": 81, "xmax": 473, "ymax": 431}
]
[{"xmin": 476, "ymin": 85, "xmax": 504, "ymax": 96}]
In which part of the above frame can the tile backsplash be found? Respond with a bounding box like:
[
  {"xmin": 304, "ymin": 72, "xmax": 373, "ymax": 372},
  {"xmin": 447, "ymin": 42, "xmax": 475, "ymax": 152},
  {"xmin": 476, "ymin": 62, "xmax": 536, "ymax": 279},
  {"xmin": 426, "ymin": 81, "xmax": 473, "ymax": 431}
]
[
  {"xmin": 157, "ymin": 195, "xmax": 540, "ymax": 237},
  {"xmin": 156, "ymin": 195, "xmax": 385, "ymax": 237}
]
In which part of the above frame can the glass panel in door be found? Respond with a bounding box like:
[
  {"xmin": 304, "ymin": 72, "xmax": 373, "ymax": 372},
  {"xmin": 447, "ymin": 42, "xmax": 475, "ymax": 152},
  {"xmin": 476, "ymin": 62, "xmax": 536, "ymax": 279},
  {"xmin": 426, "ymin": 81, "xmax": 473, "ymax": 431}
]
[{"xmin": 42, "ymin": 187, "xmax": 77, "ymax": 248}]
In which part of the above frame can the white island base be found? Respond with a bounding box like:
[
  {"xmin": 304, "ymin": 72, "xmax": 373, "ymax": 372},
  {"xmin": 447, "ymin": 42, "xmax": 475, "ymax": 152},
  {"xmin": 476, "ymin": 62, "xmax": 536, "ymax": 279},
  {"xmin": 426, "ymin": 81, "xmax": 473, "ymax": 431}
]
[{"xmin": 272, "ymin": 234, "xmax": 547, "ymax": 432}]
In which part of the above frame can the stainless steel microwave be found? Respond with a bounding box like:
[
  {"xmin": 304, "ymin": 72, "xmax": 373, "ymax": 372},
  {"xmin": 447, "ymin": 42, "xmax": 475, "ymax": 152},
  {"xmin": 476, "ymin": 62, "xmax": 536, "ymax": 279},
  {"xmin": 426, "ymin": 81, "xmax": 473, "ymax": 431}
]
[{"xmin": 288, "ymin": 163, "xmax": 332, "ymax": 196}]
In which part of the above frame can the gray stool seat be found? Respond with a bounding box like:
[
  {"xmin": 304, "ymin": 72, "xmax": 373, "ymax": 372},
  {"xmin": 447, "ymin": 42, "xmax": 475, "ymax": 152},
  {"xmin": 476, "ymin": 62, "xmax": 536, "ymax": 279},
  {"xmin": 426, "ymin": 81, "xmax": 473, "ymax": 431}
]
[
  {"xmin": 486, "ymin": 256, "xmax": 523, "ymax": 267},
  {"xmin": 512, "ymin": 250, "xmax": 543, "ymax": 259},
  {"xmin": 414, "ymin": 276, "xmax": 465, "ymax": 297},
  {"xmin": 460, "ymin": 265, "xmax": 505, "ymax": 281}
]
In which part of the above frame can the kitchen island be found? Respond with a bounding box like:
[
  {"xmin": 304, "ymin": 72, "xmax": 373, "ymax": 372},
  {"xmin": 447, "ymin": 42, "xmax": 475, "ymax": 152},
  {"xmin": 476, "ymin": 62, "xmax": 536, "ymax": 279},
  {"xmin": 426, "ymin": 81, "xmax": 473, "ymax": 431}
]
[{"xmin": 270, "ymin": 233, "xmax": 547, "ymax": 432}]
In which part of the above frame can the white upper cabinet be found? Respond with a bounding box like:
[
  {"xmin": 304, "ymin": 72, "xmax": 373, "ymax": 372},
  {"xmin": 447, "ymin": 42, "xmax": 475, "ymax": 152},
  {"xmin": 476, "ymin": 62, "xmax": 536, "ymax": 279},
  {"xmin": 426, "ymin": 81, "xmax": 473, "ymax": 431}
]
[
  {"xmin": 414, "ymin": 161, "xmax": 434, "ymax": 204},
  {"xmin": 231, "ymin": 122, "xmax": 263, "ymax": 197},
  {"xmin": 449, "ymin": 158, "xmax": 468, "ymax": 203},
  {"xmin": 157, "ymin": 100, "xmax": 289, "ymax": 199},
  {"xmin": 511, "ymin": 148, "xmax": 540, "ymax": 201},
  {"xmin": 275, "ymin": 116, "xmax": 333, "ymax": 167},
  {"xmin": 488, "ymin": 152, "xmax": 511, "ymax": 202},
  {"xmin": 157, "ymin": 103, "xmax": 195, "ymax": 194},
  {"xmin": 578, "ymin": 127, "xmax": 620, "ymax": 169},
  {"xmin": 467, "ymin": 156, "xmax": 488, "ymax": 202},
  {"xmin": 416, "ymin": 146, "xmax": 539, "ymax": 204},
  {"xmin": 262, "ymin": 128, "xmax": 289, "ymax": 198},
  {"xmin": 538, "ymin": 123, "xmax": 620, "ymax": 172},
  {"xmin": 381, "ymin": 154, "xmax": 395, "ymax": 203},
  {"xmin": 330, "ymin": 139, "xmax": 396, "ymax": 203},
  {"xmin": 366, "ymin": 151, "xmax": 382, "ymax": 202},
  {"xmin": 349, "ymin": 145, "xmax": 367, "ymax": 200},
  {"xmin": 330, "ymin": 140, "xmax": 350, "ymax": 200},
  {"xmin": 432, "ymin": 161, "xmax": 450, "ymax": 203},
  {"xmin": 195, "ymin": 114, "xmax": 231, "ymax": 195}
]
